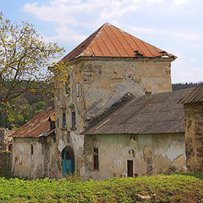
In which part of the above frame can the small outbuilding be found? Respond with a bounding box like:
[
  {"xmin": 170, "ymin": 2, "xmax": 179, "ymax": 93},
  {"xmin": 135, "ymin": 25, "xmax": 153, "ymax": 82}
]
[{"xmin": 11, "ymin": 109, "xmax": 60, "ymax": 179}]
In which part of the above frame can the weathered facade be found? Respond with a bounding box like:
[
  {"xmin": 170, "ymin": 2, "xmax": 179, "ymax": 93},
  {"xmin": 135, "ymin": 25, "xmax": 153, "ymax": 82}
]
[
  {"xmin": 55, "ymin": 23, "xmax": 176, "ymax": 177},
  {"xmin": 12, "ymin": 134, "xmax": 58, "ymax": 179},
  {"xmin": 11, "ymin": 110, "xmax": 60, "ymax": 179},
  {"xmin": 181, "ymin": 85, "xmax": 203, "ymax": 172},
  {"xmin": 83, "ymin": 89, "xmax": 191, "ymax": 179},
  {"xmin": 84, "ymin": 133, "xmax": 185, "ymax": 179}
]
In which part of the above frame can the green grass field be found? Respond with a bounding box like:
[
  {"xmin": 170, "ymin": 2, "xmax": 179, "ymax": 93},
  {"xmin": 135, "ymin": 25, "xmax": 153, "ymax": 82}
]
[{"xmin": 0, "ymin": 173, "xmax": 202, "ymax": 203}]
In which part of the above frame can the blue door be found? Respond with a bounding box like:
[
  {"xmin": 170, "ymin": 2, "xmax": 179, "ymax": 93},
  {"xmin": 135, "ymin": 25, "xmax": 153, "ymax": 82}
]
[{"xmin": 62, "ymin": 147, "xmax": 75, "ymax": 176}]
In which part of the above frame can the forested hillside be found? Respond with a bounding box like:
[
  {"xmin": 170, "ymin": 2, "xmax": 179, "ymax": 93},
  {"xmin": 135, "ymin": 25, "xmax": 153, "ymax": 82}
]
[
  {"xmin": 0, "ymin": 82, "xmax": 53, "ymax": 129},
  {"xmin": 0, "ymin": 82, "xmax": 201, "ymax": 129},
  {"xmin": 172, "ymin": 82, "xmax": 201, "ymax": 91}
]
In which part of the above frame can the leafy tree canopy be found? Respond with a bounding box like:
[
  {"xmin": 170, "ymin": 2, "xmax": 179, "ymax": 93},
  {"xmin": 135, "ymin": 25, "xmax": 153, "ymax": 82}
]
[{"xmin": 0, "ymin": 12, "xmax": 65, "ymax": 103}]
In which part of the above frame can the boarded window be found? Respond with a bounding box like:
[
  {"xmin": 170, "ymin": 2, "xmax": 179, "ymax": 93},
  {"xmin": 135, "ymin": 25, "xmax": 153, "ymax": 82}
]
[
  {"xmin": 62, "ymin": 112, "xmax": 66, "ymax": 128},
  {"xmin": 127, "ymin": 160, "xmax": 133, "ymax": 177},
  {"xmin": 93, "ymin": 148, "xmax": 99, "ymax": 171},
  {"xmin": 31, "ymin": 144, "xmax": 33, "ymax": 155},
  {"xmin": 71, "ymin": 112, "xmax": 76, "ymax": 129}
]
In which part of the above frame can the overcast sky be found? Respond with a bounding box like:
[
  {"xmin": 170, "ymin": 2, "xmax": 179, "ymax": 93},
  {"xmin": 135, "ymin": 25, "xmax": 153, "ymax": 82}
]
[{"xmin": 1, "ymin": 0, "xmax": 203, "ymax": 83}]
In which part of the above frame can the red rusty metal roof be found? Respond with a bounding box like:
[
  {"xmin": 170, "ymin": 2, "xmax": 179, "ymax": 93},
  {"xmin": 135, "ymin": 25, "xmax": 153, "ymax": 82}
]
[
  {"xmin": 11, "ymin": 109, "xmax": 55, "ymax": 138},
  {"xmin": 63, "ymin": 23, "xmax": 175, "ymax": 61},
  {"xmin": 179, "ymin": 84, "xmax": 203, "ymax": 104}
]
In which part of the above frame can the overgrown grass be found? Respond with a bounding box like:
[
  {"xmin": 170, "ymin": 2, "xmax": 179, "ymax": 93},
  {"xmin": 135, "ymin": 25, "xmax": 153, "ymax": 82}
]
[{"xmin": 0, "ymin": 173, "xmax": 202, "ymax": 202}]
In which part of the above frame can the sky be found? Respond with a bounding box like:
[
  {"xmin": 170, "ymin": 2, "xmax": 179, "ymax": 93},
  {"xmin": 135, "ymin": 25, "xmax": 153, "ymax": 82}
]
[{"xmin": 0, "ymin": 0, "xmax": 203, "ymax": 83}]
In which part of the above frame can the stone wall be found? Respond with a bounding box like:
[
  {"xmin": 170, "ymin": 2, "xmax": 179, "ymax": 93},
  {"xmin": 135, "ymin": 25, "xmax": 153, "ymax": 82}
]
[
  {"xmin": 12, "ymin": 133, "xmax": 60, "ymax": 179},
  {"xmin": 184, "ymin": 102, "xmax": 203, "ymax": 172},
  {"xmin": 84, "ymin": 133, "xmax": 186, "ymax": 180},
  {"xmin": 0, "ymin": 128, "xmax": 6, "ymax": 151},
  {"xmin": 0, "ymin": 151, "xmax": 12, "ymax": 178},
  {"xmin": 55, "ymin": 57, "xmax": 173, "ymax": 177}
]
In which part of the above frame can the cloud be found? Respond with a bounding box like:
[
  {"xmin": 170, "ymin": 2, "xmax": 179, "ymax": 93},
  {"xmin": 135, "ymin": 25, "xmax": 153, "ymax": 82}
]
[
  {"xmin": 130, "ymin": 26, "xmax": 203, "ymax": 42},
  {"xmin": 172, "ymin": 0, "xmax": 189, "ymax": 6},
  {"xmin": 22, "ymin": 0, "xmax": 190, "ymax": 44},
  {"xmin": 22, "ymin": 0, "xmax": 202, "ymax": 83}
]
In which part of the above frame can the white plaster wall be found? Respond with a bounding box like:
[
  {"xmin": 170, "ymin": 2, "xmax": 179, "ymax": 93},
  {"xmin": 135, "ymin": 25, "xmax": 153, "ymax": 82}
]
[
  {"xmin": 12, "ymin": 138, "xmax": 44, "ymax": 178},
  {"xmin": 12, "ymin": 136, "xmax": 59, "ymax": 179},
  {"xmin": 84, "ymin": 133, "xmax": 186, "ymax": 180}
]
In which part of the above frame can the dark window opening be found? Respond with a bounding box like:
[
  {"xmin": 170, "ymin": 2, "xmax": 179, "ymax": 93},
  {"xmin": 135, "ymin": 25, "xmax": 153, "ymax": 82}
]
[
  {"xmin": 8, "ymin": 144, "xmax": 12, "ymax": 152},
  {"xmin": 93, "ymin": 148, "xmax": 99, "ymax": 171},
  {"xmin": 65, "ymin": 81, "xmax": 70, "ymax": 95},
  {"xmin": 62, "ymin": 112, "xmax": 66, "ymax": 128},
  {"xmin": 71, "ymin": 111, "xmax": 76, "ymax": 129},
  {"xmin": 127, "ymin": 160, "xmax": 133, "ymax": 177},
  {"xmin": 31, "ymin": 144, "xmax": 34, "ymax": 155},
  {"xmin": 76, "ymin": 83, "xmax": 80, "ymax": 97}
]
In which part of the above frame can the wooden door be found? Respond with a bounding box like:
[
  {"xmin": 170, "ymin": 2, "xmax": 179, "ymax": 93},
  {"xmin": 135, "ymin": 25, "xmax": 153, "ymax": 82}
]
[{"xmin": 127, "ymin": 160, "xmax": 133, "ymax": 177}]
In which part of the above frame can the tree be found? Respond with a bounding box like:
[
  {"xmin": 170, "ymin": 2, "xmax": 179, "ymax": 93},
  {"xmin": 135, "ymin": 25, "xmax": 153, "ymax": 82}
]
[{"xmin": 0, "ymin": 12, "xmax": 64, "ymax": 104}]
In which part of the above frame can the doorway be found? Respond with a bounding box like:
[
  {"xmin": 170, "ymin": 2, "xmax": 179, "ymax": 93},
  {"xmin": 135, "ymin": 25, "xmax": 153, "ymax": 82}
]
[
  {"xmin": 127, "ymin": 160, "xmax": 133, "ymax": 177},
  {"xmin": 61, "ymin": 146, "xmax": 75, "ymax": 176}
]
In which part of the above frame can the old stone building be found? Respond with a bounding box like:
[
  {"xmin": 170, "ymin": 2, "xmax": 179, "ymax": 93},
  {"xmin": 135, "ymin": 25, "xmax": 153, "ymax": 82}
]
[
  {"xmin": 11, "ymin": 23, "xmax": 200, "ymax": 179},
  {"xmin": 54, "ymin": 23, "xmax": 177, "ymax": 177},
  {"xmin": 180, "ymin": 84, "xmax": 203, "ymax": 172},
  {"xmin": 11, "ymin": 109, "xmax": 59, "ymax": 178}
]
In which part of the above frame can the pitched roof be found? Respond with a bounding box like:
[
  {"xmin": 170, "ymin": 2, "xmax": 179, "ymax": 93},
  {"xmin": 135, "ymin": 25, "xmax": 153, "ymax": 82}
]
[
  {"xmin": 11, "ymin": 109, "xmax": 55, "ymax": 138},
  {"xmin": 179, "ymin": 84, "xmax": 203, "ymax": 104},
  {"xmin": 84, "ymin": 89, "xmax": 193, "ymax": 135},
  {"xmin": 63, "ymin": 23, "xmax": 175, "ymax": 61}
]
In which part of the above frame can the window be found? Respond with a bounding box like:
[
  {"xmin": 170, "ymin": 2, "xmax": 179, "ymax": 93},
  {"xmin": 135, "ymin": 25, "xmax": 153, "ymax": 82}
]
[
  {"xmin": 8, "ymin": 144, "xmax": 12, "ymax": 152},
  {"xmin": 65, "ymin": 81, "xmax": 70, "ymax": 95},
  {"xmin": 62, "ymin": 112, "xmax": 66, "ymax": 128},
  {"xmin": 71, "ymin": 111, "xmax": 76, "ymax": 129},
  {"xmin": 93, "ymin": 148, "xmax": 99, "ymax": 171},
  {"xmin": 65, "ymin": 75, "xmax": 70, "ymax": 95},
  {"xmin": 31, "ymin": 144, "xmax": 33, "ymax": 155},
  {"xmin": 76, "ymin": 83, "xmax": 80, "ymax": 97}
]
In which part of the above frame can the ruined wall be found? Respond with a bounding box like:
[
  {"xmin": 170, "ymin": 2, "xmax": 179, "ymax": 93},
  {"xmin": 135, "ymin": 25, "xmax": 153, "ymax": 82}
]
[
  {"xmin": 0, "ymin": 152, "xmax": 12, "ymax": 177},
  {"xmin": 12, "ymin": 134, "xmax": 59, "ymax": 179},
  {"xmin": 84, "ymin": 133, "xmax": 186, "ymax": 180},
  {"xmin": 0, "ymin": 128, "xmax": 7, "ymax": 151},
  {"xmin": 55, "ymin": 57, "xmax": 173, "ymax": 177},
  {"xmin": 184, "ymin": 102, "xmax": 203, "ymax": 172}
]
